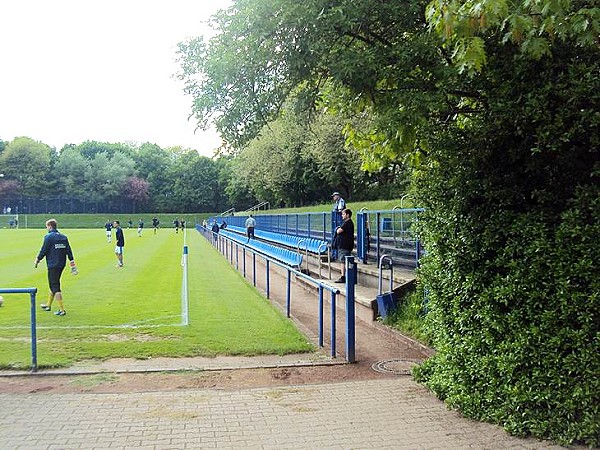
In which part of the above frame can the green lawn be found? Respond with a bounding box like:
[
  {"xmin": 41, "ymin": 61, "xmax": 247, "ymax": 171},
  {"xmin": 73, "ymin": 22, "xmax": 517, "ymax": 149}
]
[{"xmin": 0, "ymin": 227, "xmax": 312, "ymax": 370}]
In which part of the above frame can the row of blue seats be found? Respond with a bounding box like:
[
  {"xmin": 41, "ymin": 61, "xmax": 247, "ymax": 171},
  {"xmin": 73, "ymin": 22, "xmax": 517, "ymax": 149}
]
[
  {"xmin": 224, "ymin": 225, "xmax": 329, "ymax": 254},
  {"xmin": 218, "ymin": 229, "xmax": 303, "ymax": 267}
]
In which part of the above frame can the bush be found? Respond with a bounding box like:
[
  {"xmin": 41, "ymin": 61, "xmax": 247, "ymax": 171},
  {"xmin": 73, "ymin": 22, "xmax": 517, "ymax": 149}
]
[
  {"xmin": 411, "ymin": 41, "xmax": 599, "ymax": 446},
  {"xmin": 382, "ymin": 285, "xmax": 431, "ymax": 346}
]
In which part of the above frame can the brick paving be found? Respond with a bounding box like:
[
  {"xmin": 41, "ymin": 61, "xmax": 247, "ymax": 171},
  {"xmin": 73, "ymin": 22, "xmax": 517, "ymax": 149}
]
[{"xmin": 0, "ymin": 378, "xmax": 565, "ymax": 449}]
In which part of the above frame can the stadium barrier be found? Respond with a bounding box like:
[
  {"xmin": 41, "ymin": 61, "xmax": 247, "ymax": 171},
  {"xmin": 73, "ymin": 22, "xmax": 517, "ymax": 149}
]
[
  {"xmin": 217, "ymin": 224, "xmax": 331, "ymax": 277},
  {"xmin": 0, "ymin": 287, "xmax": 39, "ymax": 372},
  {"xmin": 196, "ymin": 224, "xmax": 356, "ymax": 362},
  {"xmin": 210, "ymin": 208, "xmax": 425, "ymax": 269}
]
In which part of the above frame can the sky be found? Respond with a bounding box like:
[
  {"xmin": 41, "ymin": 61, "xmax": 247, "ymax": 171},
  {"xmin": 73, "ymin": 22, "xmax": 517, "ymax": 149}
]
[{"xmin": 0, "ymin": 0, "xmax": 230, "ymax": 157}]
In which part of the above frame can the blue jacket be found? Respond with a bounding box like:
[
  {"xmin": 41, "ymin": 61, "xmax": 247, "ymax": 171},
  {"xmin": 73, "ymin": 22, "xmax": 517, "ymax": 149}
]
[{"xmin": 37, "ymin": 229, "xmax": 74, "ymax": 269}]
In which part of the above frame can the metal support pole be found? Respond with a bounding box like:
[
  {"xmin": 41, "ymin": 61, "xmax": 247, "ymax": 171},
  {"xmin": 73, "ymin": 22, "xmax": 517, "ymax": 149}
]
[
  {"xmin": 318, "ymin": 285, "xmax": 324, "ymax": 347},
  {"xmin": 345, "ymin": 256, "xmax": 356, "ymax": 363},
  {"xmin": 330, "ymin": 290, "xmax": 336, "ymax": 358},
  {"xmin": 266, "ymin": 260, "xmax": 270, "ymax": 298},
  {"xmin": 286, "ymin": 270, "xmax": 291, "ymax": 318},
  {"xmin": 29, "ymin": 290, "xmax": 38, "ymax": 372},
  {"xmin": 243, "ymin": 248, "xmax": 246, "ymax": 278}
]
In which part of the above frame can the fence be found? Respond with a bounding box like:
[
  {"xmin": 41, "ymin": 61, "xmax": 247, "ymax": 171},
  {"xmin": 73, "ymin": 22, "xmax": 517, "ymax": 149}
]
[
  {"xmin": 210, "ymin": 208, "xmax": 424, "ymax": 269},
  {"xmin": 1, "ymin": 195, "xmax": 142, "ymax": 214},
  {"xmin": 197, "ymin": 224, "xmax": 357, "ymax": 362}
]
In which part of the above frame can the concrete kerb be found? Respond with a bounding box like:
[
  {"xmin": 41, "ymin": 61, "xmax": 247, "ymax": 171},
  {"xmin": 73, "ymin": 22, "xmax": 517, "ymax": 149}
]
[{"xmin": 0, "ymin": 352, "xmax": 347, "ymax": 378}]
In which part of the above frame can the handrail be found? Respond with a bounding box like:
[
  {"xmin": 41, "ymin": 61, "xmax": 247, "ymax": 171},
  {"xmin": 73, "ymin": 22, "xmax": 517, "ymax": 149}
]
[
  {"xmin": 0, "ymin": 287, "xmax": 39, "ymax": 371},
  {"xmin": 244, "ymin": 201, "xmax": 270, "ymax": 213},
  {"xmin": 196, "ymin": 224, "xmax": 354, "ymax": 360},
  {"xmin": 219, "ymin": 207, "xmax": 235, "ymax": 216}
]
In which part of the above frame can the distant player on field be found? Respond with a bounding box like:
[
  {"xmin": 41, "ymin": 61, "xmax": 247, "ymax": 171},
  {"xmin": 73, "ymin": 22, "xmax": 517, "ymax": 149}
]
[
  {"xmin": 114, "ymin": 220, "xmax": 125, "ymax": 267},
  {"xmin": 137, "ymin": 218, "xmax": 144, "ymax": 237},
  {"xmin": 152, "ymin": 216, "xmax": 159, "ymax": 234},
  {"xmin": 104, "ymin": 220, "xmax": 113, "ymax": 242}
]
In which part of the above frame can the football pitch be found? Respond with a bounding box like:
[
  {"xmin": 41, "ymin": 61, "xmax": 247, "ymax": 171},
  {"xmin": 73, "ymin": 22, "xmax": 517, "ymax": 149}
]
[{"xmin": 0, "ymin": 227, "xmax": 312, "ymax": 369}]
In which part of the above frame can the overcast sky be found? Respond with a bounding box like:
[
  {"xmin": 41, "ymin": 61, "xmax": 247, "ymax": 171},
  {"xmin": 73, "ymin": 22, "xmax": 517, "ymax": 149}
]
[{"xmin": 0, "ymin": 0, "xmax": 230, "ymax": 156}]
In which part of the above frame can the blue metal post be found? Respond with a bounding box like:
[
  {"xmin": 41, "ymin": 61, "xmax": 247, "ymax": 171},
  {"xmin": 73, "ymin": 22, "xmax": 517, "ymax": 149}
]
[
  {"xmin": 286, "ymin": 270, "xmax": 291, "ymax": 318},
  {"xmin": 266, "ymin": 260, "xmax": 270, "ymax": 298},
  {"xmin": 345, "ymin": 256, "xmax": 356, "ymax": 363},
  {"xmin": 29, "ymin": 291, "xmax": 38, "ymax": 371},
  {"xmin": 252, "ymin": 253, "xmax": 256, "ymax": 286},
  {"xmin": 243, "ymin": 248, "xmax": 246, "ymax": 278},
  {"xmin": 376, "ymin": 212, "xmax": 381, "ymax": 267},
  {"xmin": 330, "ymin": 291, "xmax": 337, "ymax": 357},
  {"xmin": 318, "ymin": 285, "xmax": 324, "ymax": 347}
]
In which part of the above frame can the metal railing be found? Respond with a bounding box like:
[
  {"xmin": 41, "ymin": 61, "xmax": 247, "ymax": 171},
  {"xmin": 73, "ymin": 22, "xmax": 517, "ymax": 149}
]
[
  {"xmin": 197, "ymin": 224, "xmax": 356, "ymax": 362},
  {"xmin": 244, "ymin": 201, "xmax": 270, "ymax": 213},
  {"xmin": 0, "ymin": 287, "xmax": 39, "ymax": 371},
  {"xmin": 210, "ymin": 208, "xmax": 424, "ymax": 269}
]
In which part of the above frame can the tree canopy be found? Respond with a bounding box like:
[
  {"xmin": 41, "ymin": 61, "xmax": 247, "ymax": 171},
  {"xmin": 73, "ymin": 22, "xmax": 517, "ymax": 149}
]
[{"xmin": 177, "ymin": 0, "xmax": 599, "ymax": 445}]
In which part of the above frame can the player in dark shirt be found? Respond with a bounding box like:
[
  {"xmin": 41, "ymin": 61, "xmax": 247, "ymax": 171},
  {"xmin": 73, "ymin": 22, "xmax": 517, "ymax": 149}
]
[
  {"xmin": 114, "ymin": 220, "xmax": 125, "ymax": 267},
  {"xmin": 35, "ymin": 218, "xmax": 76, "ymax": 316}
]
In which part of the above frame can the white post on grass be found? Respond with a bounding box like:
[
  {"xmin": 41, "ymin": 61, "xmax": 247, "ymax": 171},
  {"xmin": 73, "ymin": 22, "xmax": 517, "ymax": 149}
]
[{"xmin": 181, "ymin": 244, "xmax": 189, "ymax": 326}]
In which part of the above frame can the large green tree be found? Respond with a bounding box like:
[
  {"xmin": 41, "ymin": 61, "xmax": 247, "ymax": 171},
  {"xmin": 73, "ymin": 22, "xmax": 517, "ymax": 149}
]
[
  {"xmin": 0, "ymin": 137, "xmax": 53, "ymax": 197},
  {"xmin": 178, "ymin": 0, "xmax": 599, "ymax": 444}
]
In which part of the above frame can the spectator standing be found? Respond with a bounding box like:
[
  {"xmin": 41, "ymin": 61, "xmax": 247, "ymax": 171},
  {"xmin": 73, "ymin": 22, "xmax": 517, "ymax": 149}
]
[
  {"xmin": 330, "ymin": 191, "xmax": 346, "ymax": 260},
  {"xmin": 211, "ymin": 221, "xmax": 220, "ymax": 243},
  {"xmin": 334, "ymin": 208, "xmax": 354, "ymax": 283},
  {"xmin": 332, "ymin": 192, "xmax": 346, "ymax": 223},
  {"xmin": 137, "ymin": 218, "xmax": 144, "ymax": 237},
  {"xmin": 35, "ymin": 218, "xmax": 77, "ymax": 316},
  {"xmin": 245, "ymin": 214, "xmax": 256, "ymax": 239},
  {"xmin": 114, "ymin": 220, "xmax": 125, "ymax": 267},
  {"xmin": 104, "ymin": 220, "xmax": 113, "ymax": 242}
]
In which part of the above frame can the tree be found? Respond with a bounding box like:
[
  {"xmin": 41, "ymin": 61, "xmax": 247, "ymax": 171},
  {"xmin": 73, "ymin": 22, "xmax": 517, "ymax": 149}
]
[
  {"xmin": 123, "ymin": 176, "xmax": 150, "ymax": 212},
  {"xmin": 0, "ymin": 137, "xmax": 53, "ymax": 197},
  {"xmin": 55, "ymin": 146, "xmax": 91, "ymax": 199},
  {"xmin": 179, "ymin": 0, "xmax": 599, "ymax": 444},
  {"xmin": 425, "ymin": 0, "xmax": 600, "ymax": 73}
]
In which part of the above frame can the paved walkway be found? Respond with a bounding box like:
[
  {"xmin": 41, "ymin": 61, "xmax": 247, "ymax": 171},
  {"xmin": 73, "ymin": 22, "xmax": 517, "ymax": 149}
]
[{"xmin": 0, "ymin": 377, "xmax": 565, "ymax": 449}]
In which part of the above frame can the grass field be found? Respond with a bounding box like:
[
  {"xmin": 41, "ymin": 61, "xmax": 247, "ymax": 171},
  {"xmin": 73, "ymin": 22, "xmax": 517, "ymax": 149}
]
[{"xmin": 0, "ymin": 227, "xmax": 312, "ymax": 370}]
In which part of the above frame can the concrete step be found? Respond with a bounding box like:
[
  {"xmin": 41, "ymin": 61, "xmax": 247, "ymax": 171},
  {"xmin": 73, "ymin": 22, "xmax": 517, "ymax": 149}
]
[{"xmin": 296, "ymin": 262, "xmax": 416, "ymax": 324}]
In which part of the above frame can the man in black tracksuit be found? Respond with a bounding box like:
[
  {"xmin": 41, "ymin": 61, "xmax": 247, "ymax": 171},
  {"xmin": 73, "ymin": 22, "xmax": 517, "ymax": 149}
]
[
  {"xmin": 35, "ymin": 218, "xmax": 76, "ymax": 316},
  {"xmin": 334, "ymin": 208, "xmax": 354, "ymax": 283}
]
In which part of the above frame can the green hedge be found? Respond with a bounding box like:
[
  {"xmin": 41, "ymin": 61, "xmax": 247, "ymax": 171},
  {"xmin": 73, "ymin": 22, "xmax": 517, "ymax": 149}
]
[{"xmin": 412, "ymin": 42, "xmax": 599, "ymax": 446}]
